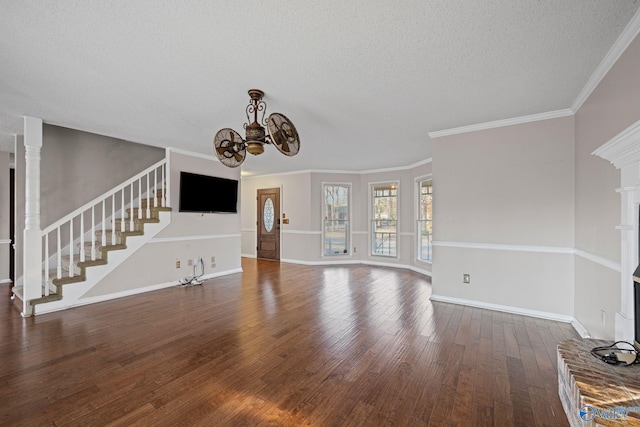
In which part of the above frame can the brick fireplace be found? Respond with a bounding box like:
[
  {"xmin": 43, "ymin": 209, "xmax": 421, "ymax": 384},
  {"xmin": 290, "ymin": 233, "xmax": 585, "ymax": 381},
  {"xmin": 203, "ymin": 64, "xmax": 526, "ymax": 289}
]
[{"xmin": 556, "ymin": 119, "xmax": 640, "ymax": 426}]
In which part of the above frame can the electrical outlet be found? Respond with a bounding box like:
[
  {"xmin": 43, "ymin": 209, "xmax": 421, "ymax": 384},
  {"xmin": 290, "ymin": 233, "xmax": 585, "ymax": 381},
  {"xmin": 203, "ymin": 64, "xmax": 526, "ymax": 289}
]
[
  {"xmin": 211, "ymin": 256, "xmax": 216, "ymax": 268},
  {"xmin": 463, "ymin": 273, "xmax": 470, "ymax": 284},
  {"xmin": 601, "ymin": 309, "xmax": 606, "ymax": 326},
  {"xmin": 353, "ymin": 247, "xmax": 357, "ymax": 253},
  {"xmin": 176, "ymin": 260, "xmax": 181, "ymax": 269},
  {"xmin": 188, "ymin": 259, "xmax": 193, "ymax": 267}
]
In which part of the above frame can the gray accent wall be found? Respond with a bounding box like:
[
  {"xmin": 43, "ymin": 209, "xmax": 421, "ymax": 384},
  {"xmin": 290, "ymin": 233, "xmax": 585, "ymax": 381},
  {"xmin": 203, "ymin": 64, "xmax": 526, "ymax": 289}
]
[{"xmin": 40, "ymin": 124, "xmax": 165, "ymax": 228}]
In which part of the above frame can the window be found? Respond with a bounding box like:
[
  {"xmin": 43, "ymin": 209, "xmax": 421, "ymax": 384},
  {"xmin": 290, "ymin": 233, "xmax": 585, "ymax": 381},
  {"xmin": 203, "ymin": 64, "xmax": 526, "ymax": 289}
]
[
  {"xmin": 371, "ymin": 183, "xmax": 398, "ymax": 257},
  {"xmin": 323, "ymin": 183, "xmax": 350, "ymax": 256},
  {"xmin": 417, "ymin": 179, "xmax": 432, "ymax": 262}
]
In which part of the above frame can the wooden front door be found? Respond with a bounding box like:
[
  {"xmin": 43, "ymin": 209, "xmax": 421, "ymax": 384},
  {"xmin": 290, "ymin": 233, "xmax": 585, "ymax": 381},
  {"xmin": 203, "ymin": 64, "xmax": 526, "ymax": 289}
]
[{"xmin": 257, "ymin": 188, "xmax": 280, "ymax": 260}]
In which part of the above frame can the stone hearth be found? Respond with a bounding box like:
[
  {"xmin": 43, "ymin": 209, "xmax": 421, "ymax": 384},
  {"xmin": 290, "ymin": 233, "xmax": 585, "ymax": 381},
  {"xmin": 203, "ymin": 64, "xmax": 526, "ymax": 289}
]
[{"xmin": 558, "ymin": 339, "xmax": 640, "ymax": 426}]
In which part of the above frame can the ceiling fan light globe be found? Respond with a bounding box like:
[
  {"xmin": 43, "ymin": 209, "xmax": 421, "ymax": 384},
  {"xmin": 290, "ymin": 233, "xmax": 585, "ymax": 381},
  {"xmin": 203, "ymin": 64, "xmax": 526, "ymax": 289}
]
[{"xmin": 246, "ymin": 141, "xmax": 264, "ymax": 156}]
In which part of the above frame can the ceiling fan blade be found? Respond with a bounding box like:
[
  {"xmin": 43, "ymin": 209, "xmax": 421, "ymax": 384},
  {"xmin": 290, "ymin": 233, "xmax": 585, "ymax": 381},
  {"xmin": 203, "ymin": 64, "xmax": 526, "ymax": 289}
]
[
  {"xmin": 233, "ymin": 152, "xmax": 243, "ymax": 162},
  {"xmin": 267, "ymin": 113, "xmax": 300, "ymax": 156}
]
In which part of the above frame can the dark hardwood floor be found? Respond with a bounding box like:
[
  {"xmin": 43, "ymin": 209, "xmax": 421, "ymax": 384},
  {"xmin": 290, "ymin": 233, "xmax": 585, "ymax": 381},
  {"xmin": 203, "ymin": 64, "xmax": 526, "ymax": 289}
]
[{"xmin": 0, "ymin": 258, "xmax": 577, "ymax": 426}]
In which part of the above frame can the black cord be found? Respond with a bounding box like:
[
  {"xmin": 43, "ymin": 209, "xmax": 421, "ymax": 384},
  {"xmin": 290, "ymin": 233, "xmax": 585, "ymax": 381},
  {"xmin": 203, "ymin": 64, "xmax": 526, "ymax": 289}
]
[
  {"xmin": 177, "ymin": 257, "xmax": 205, "ymax": 286},
  {"xmin": 590, "ymin": 341, "xmax": 640, "ymax": 366}
]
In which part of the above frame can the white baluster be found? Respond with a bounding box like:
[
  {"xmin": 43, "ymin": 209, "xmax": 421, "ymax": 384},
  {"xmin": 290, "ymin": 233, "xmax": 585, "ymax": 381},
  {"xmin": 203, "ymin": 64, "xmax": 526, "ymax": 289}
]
[
  {"xmin": 138, "ymin": 180, "xmax": 142, "ymax": 219},
  {"xmin": 130, "ymin": 183, "xmax": 134, "ymax": 231},
  {"xmin": 44, "ymin": 233, "xmax": 49, "ymax": 296},
  {"xmin": 161, "ymin": 164, "xmax": 166, "ymax": 207},
  {"xmin": 146, "ymin": 174, "xmax": 151, "ymax": 218},
  {"xmin": 121, "ymin": 190, "xmax": 125, "ymax": 232},
  {"xmin": 101, "ymin": 201, "xmax": 106, "ymax": 247},
  {"xmin": 164, "ymin": 163, "xmax": 169, "ymax": 207},
  {"xmin": 68, "ymin": 218, "xmax": 74, "ymax": 278},
  {"xmin": 154, "ymin": 167, "xmax": 158, "ymax": 204},
  {"xmin": 91, "ymin": 205, "xmax": 96, "ymax": 261},
  {"xmin": 80, "ymin": 213, "xmax": 85, "ymax": 262},
  {"xmin": 111, "ymin": 194, "xmax": 116, "ymax": 245},
  {"xmin": 56, "ymin": 227, "xmax": 61, "ymax": 279}
]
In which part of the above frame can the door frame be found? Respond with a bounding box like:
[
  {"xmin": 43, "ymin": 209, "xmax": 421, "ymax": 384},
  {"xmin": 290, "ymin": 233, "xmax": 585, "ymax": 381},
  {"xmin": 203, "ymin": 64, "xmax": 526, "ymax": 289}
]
[
  {"xmin": 256, "ymin": 186, "xmax": 282, "ymax": 260},
  {"xmin": 9, "ymin": 167, "xmax": 14, "ymax": 284}
]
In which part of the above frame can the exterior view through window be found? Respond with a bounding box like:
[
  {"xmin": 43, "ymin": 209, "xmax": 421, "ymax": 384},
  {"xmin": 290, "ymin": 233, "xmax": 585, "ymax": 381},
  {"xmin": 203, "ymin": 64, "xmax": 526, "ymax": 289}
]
[
  {"xmin": 323, "ymin": 184, "xmax": 350, "ymax": 255},
  {"xmin": 371, "ymin": 183, "xmax": 398, "ymax": 256},
  {"xmin": 417, "ymin": 179, "xmax": 432, "ymax": 262}
]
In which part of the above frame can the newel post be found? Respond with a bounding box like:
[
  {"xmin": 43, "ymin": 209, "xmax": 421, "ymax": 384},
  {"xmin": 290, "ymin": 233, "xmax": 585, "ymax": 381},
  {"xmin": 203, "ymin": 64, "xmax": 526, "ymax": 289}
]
[{"xmin": 22, "ymin": 116, "xmax": 43, "ymax": 316}]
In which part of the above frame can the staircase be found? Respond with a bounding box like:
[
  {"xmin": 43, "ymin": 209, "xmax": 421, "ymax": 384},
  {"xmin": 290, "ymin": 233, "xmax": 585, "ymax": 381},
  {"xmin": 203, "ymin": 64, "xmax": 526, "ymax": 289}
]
[{"xmin": 12, "ymin": 159, "xmax": 171, "ymax": 315}]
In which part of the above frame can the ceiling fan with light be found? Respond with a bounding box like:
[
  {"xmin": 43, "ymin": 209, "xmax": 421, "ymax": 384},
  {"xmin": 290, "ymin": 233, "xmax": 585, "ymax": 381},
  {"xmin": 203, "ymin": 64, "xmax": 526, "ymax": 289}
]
[{"xmin": 213, "ymin": 89, "xmax": 300, "ymax": 168}]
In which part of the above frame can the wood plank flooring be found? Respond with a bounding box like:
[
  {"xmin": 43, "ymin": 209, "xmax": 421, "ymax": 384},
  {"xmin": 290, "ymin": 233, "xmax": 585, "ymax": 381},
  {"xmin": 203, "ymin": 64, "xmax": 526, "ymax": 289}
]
[{"xmin": 0, "ymin": 258, "xmax": 578, "ymax": 426}]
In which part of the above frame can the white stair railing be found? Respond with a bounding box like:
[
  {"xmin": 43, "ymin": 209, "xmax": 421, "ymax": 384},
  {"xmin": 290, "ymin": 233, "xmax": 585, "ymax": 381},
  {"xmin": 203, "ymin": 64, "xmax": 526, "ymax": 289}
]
[{"xmin": 40, "ymin": 159, "xmax": 168, "ymax": 296}]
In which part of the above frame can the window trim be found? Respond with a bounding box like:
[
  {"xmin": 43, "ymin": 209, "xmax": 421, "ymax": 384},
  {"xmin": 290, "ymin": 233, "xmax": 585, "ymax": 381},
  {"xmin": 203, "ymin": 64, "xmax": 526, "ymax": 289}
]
[
  {"xmin": 415, "ymin": 174, "xmax": 432, "ymax": 264},
  {"xmin": 321, "ymin": 182, "xmax": 352, "ymax": 257},
  {"xmin": 368, "ymin": 180, "xmax": 400, "ymax": 259}
]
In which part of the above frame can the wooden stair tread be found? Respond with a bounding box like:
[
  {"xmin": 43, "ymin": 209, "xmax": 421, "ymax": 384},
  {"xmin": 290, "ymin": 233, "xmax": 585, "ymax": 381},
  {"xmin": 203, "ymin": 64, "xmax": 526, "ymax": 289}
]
[
  {"xmin": 32, "ymin": 202, "xmax": 170, "ymax": 309},
  {"xmin": 28, "ymin": 293, "xmax": 62, "ymax": 305}
]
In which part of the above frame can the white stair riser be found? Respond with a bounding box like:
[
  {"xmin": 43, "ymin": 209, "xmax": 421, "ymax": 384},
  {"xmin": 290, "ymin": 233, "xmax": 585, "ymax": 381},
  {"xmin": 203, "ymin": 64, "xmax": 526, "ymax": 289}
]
[{"xmin": 34, "ymin": 211, "xmax": 171, "ymax": 314}]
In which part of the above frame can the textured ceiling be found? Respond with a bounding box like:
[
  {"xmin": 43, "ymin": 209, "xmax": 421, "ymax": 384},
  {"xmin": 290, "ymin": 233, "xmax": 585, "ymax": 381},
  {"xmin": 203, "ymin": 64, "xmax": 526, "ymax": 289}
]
[{"xmin": 1, "ymin": 1, "xmax": 639, "ymax": 175}]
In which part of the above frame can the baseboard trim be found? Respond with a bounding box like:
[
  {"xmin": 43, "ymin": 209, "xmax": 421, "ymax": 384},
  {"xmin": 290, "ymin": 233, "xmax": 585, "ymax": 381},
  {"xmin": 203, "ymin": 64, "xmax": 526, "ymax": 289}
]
[
  {"xmin": 35, "ymin": 268, "xmax": 243, "ymax": 315},
  {"xmin": 429, "ymin": 294, "xmax": 574, "ymax": 323},
  {"xmin": 0, "ymin": 279, "xmax": 12, "ymax": 284},
  {"xmin": 571, "ymin": 319, "xmax": 591, "ymax": 339}
]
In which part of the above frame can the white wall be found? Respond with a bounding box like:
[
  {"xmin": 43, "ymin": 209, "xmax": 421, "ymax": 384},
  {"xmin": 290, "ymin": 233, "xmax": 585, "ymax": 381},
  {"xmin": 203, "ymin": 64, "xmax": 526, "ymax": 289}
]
[
  {"xmin": 574, "ymin": 33, "xmax": 640, "ymax": 338},
  {"xmin": 81, "ymin": 149, "xmax": 242, "ymax": 298},
  {"xmin": 0, "ymin": 151, "xmax": 9, "ymax": 284},
  {"xmin": 241, "ymin": 171, "xmax": 312, "ymax": 261},
  {"xmin": 240, "ymin": 161, "xmax": 432, "ymax": 274},
  {"xmin": 14, "ymin": 136, "xmax": 24, "ymax": 282},
  {"xmin": 431, "ymin": 116, "xmax": 575, "ymax": 318}
]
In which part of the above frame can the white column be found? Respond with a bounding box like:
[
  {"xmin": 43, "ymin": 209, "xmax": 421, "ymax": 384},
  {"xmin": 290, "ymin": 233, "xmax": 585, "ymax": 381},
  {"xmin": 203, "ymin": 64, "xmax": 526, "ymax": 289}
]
[
  {"xmin": 22, "ymin": 116, "xmax": 43, "ymax": 316},
  {"xmin": 614, "ymin": 169, "xmax": 638, "ymax": 342}
]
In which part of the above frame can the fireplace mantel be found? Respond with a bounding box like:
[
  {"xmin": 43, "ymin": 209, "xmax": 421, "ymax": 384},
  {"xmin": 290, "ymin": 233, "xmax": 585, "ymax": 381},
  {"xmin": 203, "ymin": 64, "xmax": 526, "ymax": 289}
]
[{"xmin": 593, "ymin": 118, "xmax": 640, "ymax": 342}]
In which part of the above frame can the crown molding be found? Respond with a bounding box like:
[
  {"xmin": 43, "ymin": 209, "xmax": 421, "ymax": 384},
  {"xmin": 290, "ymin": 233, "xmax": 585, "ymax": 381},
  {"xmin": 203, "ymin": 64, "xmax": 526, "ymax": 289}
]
[
  {"xmin": 571, "ymin": 7, "xmax": 640, "ymax": 113},
  {"xmin": 427, "ymin": 109, "xmax": 573, "ymax": 139},
  {"xmin": 592, "ymin": 118, "xmax": 640, "ymax": 169},
  {"xmin": 422, "ymin": 8, "xmax": 640, "ymax": 141},
  {"xmin": 167, "ymin": 146, "xmax": 218, "ymax": 162},
  {"xmin": 241, "ymin": 158, "xmax": 433, "ymax": 179}
]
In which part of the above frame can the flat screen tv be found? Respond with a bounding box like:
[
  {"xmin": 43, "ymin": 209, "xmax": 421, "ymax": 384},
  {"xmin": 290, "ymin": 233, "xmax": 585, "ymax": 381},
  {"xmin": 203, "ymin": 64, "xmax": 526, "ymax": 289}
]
[{"xmin": 179, "ymin": 171, "xmax": 238, "ymax": 213}]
